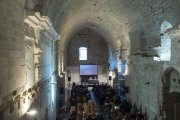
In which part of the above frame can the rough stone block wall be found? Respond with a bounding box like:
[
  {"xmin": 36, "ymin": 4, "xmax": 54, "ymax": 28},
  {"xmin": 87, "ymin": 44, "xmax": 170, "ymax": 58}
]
[
  {"xmin": 67, "ymin": 28, "xmax": 109, "ymax": 83},
  {"xmin": 25, "ymin": 37, "xmax": 35, "ymax": 89},
  {"xmin": 0, "ymin": 2, "xmax": 58, "ymax": 119},
  {"xmin": 170, "ymin": 33, "xmax": 180, "ymax": 72},
  {"xmin": 127, "ymin": 23, "xmax": 180, "ymax": 120},
  {"xmin": 126, "ymin": 56, "xmax": 164, "ymax": 119},
  {"xmin": 0, "ymin": 0, "xmax": 25, "ymax": 99}
]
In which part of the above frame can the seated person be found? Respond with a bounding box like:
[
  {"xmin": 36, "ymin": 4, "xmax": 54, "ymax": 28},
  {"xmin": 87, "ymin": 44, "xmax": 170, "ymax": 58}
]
[
  {"xmin": 95, "ymin": 114, "xmax": 104, "ymax": 120},
  {"xmin": 69, "ymin": 111, "xmax": 76, "ymax": 120},
  {"xmin": 77, "ymin": 105, "xmax": 83, "ymax": 119},
  {"xmin": 86, "ymin": 93, "xmax": 91, "ymax": 101},
  {"xmin": 82, "ymin": 95, "xmax": 87, "ymax": 102},
  {"xmin": 86, "ymin": 115, "xmax": 93, "ymax": 120},
  {"xmin": 92, "ymin": 83, "xmax": 96, "ymax": 91},
  {"xmin": 77, "ymin": 95, "xmax": 82, "ymax": 103},
  {"xmin": 70, "ymin": 106, "xmax": 76, "ymax": 114},
  {"xmin": 70, "ymin": 96, "xmax": 77, "ymax": 106},
  {"xmin": 113, "ymin": 109, "xmax": 123, "ymax": 120},
  {"xmin": 136, "ymin": 111, "xmax": 144, "ymax": 120}
]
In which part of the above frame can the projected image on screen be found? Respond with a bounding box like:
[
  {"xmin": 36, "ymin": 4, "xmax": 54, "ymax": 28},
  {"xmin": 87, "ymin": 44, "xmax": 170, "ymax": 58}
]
[{"xmin": 80, "ymin": 65, "xmax": 98, "ymax": 75}]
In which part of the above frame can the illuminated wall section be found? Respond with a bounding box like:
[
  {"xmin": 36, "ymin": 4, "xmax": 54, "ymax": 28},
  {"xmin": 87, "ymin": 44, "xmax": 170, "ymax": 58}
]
[{"xmin": 154, "ymin": 21, "xmax": 172, "ymax": 61}]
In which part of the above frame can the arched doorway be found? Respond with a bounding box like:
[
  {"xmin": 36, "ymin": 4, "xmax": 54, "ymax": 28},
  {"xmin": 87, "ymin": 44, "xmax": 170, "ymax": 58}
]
[{"xmin": 162, "ymin": 67, "xmax": 180, "ymax": 120}]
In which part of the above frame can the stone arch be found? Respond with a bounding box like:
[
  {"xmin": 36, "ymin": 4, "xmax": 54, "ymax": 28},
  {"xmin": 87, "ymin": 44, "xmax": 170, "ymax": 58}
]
[
  {"xmin": 58, "ymin": 11, "xmax": 130, "ymax": 53},
  {"xmin": 162, "ymin": 67, "xmax": 180, "ymax": 120}
]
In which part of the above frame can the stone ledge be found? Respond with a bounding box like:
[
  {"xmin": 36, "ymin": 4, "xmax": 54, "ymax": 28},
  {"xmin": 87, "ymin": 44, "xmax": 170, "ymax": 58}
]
[{"xmin": 131, "ymin": 50, "xmax": 159, "ymax": 57}]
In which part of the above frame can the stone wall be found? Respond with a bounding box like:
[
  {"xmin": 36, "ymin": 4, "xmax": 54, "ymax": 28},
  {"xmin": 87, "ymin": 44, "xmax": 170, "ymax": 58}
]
[
  {"xmin": 126, "ymin": 23, "xmax": 180, "ymax": 120},
  {"xmin": 0, "ymin": 6, "xmax": 59, "ymax": 120},
  {"xmin": 126, "ymin": 56, "xmax": 163, "ymax": 119},
  {"xmin": 0, "ymin": 1, "xmax": 26, "ymax": 119},
  {"xmin": 0, "ymin": 0, "xmax": 25, "ymax": 99},
  {"xmin": 66, "ymin": 28, "xmax": 108, "ymax": 84}
]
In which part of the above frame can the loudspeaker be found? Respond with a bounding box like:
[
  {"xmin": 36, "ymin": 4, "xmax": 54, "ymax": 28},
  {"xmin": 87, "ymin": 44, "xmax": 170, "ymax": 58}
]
[
  {"xmin": 125, "ymin": 86, "xmax": 129, "ymax": 93},
  {"xmin": 109, "ymin": 76, "xmax": 112, "ymax": 80},
  {"xmin": 68, "ymin": 77, "xmax": 71, "ymax": 81}
]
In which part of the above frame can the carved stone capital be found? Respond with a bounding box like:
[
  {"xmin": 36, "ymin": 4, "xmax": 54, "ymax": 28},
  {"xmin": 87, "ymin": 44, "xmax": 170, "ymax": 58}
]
[{"xmin": 24, "ymin": 12, "xmax": 60, "ymax": 41}]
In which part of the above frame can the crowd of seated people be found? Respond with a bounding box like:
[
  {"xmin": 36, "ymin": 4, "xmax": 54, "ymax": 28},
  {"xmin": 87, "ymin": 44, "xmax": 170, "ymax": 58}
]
[
  {"xmin": 93, "ymin": 84, "xmax": 145, "ymax": 120},
  {"xmin": 92, "ymin": 83, "xmax": 115, "ymax": 105},
  {"xmin": 69, "ymin": 83, "xmax": 104, "ymax": 120}
]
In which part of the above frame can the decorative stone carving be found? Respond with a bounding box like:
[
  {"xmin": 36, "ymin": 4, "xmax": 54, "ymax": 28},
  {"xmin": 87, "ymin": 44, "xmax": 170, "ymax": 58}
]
[
  {"xmin": 24, "ymin": 12, "xmax": 60, "ymax": 41},
  {"xmin": 24, "ymin": 23, "xmax": 36, "ymax": 39},
  {"xmin": 24, "ymin": 12, "xmax": 60, "ymax": 82}
]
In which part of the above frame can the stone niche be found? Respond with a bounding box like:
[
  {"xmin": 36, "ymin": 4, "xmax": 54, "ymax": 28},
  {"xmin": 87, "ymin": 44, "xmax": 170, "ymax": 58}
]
[{"xmin": 169, "ymin": 69, "xmax": 180, "ymax": 93}]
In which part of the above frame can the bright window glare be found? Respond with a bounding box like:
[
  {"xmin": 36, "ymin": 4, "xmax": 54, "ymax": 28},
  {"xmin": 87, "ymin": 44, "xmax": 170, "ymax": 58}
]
[
  {"xmin": 153, "ymin": 21, "xmax": 172, "ymax": 61},
  {"xmin": 154, "ymin": 57, "xmax": 161, "ymax": 61},
  {"xmin": 79, "ymin": 47, "xmax": 87, "ymax": 60}
]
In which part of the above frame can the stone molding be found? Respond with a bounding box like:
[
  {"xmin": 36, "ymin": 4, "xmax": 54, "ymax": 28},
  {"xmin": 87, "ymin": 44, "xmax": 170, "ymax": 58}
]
[
  {"xmin": 24, "ymin": 12, "xmax": 60, "ymax": 82},
  {"xmin": 24, "ymin": 12, "xmax": 60, "ymax": 41}
]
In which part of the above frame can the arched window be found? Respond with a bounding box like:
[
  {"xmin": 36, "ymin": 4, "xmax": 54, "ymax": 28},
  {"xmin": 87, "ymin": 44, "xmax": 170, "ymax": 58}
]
[
  {"xmin": 154, "ymin": 21, "xmax": 172, "ymax": 61},
  {"xmin": 79, "ymin": 47, "xmax": 87, "ymax": 60}
]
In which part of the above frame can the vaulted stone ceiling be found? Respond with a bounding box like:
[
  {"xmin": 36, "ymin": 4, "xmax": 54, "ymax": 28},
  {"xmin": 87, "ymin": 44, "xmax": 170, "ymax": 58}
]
[
  {"xmin": 56, "ymin": 0, "xmax": 131, "ymax": 50},
  {"xmin": 39, "ymin": 0, "xmax": 180, "ymax": 51}
]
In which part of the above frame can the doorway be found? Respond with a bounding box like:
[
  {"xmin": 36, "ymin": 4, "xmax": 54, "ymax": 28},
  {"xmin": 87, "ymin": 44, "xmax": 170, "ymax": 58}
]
[{"xmin": 162, "ymin": 68, "xmax": 180, "ymax": 120}]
